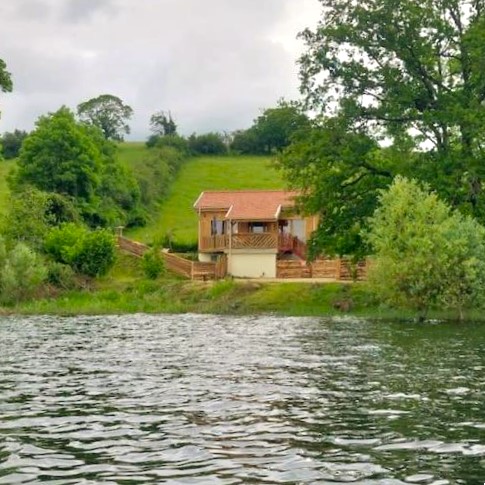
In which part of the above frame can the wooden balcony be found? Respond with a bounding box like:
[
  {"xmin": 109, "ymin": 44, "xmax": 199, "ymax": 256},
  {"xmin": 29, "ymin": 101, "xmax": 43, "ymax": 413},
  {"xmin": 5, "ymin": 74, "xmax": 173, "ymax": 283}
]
[{"xmin": 200, "ymin": 232, "xmax": 307, "ymax": 258}]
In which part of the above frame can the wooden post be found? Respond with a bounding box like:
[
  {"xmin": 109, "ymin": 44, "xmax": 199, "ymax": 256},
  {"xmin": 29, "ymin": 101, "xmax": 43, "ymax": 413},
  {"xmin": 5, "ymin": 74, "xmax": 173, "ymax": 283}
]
[{"xmin": 336, "ymin": 258, "xmax": 342, "ymax": 280}]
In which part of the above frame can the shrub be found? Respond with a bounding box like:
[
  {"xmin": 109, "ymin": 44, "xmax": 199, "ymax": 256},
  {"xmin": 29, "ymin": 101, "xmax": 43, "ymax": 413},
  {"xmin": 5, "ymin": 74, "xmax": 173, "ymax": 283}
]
[
  {"xmin": 365, "ymin": 176, "xmax": 485, "ymax": 320},
  {"xmin": 45, "ymin": 224, "xmax": 116, "ymax": 277},
  {"xmin": 0, "ymin": 242, "xmax": 47, "ymax": 304},
  {"xmin": 47, "ymin": 262, "xmax": 76, "ymax": 289},
  {"xmin": 44, "ymin": 223, "xmax": 87, "ymax": 264},
  {"xmin": 73, "ymin": 229, "xmax": 116, "ymax": 277},
  {"xmin": 188, "ymin": 132, "xmax": 227, "ymax": 155},
  {"xmin": 142, "ymin": 247, "xmax": 165, "ymax": 279}
]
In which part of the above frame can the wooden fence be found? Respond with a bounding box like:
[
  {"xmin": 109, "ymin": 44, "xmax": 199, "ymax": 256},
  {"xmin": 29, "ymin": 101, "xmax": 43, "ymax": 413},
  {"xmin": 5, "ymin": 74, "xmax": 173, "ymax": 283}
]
[
  {"xmin": 118, "ymin": 236, "xmax": 367, "ymax": 281},
  {"xmin": 118, "ymin": 236, "xmax": 220, "ymax": 281},
  {"xmin": 277, "ymin": 258, "xmax": 368, "ymax": 280}
]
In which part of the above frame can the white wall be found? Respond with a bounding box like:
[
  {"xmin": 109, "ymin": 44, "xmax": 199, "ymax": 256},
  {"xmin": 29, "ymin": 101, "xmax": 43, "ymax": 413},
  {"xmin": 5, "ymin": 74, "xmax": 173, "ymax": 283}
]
[
  {"xmin": 198, "ymin": 253, "xmax": 213, "ymax": 262},
  {"xmin": 228, "ymin": 253, "xmax": 276, "ymax": 278}
]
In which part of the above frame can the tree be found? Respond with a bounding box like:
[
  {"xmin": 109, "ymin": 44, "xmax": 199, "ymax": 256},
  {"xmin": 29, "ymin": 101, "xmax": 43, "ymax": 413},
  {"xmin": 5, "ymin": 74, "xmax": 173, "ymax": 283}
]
[
  {"xmin": 365, "ymin": 177, "xmax": 485, "ymax": 320},
  {"xmin": 230, "ymin": 128, "xmax": 263, "ymax": 154},
  {"xmin": 287, "ymin": 0, "xmax": 485, "ymax": 256},
  {"xmin": 150, "ymin": 111, "xmax": 177, "ymax": 136},
  {"xmin": 2, "ymin": 187, "xmax": 78, "ymax": 250},
  {"xmin": 1, "ymin": 129, "xmax": 28, "ymax": 159},
  {"xmin": 14, "ymin": 107, "xmax": 103, "ymax": 202},
  {"xmin": 77, "ymin": 94, "xmax": 133, "ymax": 141},
  {"xmin": 188, "ymin": 132, "xmax": 227, "ymax": 155},
  {"xmin": 252, "ymin": 101, "xmax": 310, "ymax": 154}
]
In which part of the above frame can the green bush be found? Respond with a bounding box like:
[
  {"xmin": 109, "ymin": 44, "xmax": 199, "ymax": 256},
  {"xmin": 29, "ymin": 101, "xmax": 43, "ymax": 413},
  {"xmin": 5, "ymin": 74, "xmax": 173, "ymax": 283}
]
[
  {"xmin": 47, "ymin": 261, "xmax": 76, "ymax": 289},
  {"xmin": 0, "ymin": 240, "xmax": 47, "ymax": 304},
  {"xmin": 74, "ymin": 229, "xmax": 116, "ymax": 277},
  {"xmin": 142, "ymin": 247, "xmax": 165, "ymax": 279},
  {"xmin": 365, "ymin": 177, "xmax": 485, "ymax": 320},
  {"xmin": 44, "ymin": 223, "xmax": 86, "ymax": 264},
  {"xmin": 45, "ymin": 224, "xmax": 116, "ymax": 277}
]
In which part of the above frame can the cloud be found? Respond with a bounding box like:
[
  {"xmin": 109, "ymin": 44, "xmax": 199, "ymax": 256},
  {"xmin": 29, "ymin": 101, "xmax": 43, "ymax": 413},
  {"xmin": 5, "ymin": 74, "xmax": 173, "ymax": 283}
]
[{"xmin": 0, "ymin": 0, "xmax": 320, "ymax": 139}]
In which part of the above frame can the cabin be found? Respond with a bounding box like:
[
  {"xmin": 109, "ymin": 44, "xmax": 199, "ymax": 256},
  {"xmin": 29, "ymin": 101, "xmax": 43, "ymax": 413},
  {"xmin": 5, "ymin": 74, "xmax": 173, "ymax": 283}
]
[{"xmin": 193, "ymin": 190, "xmax": 318, "ymax": 278}]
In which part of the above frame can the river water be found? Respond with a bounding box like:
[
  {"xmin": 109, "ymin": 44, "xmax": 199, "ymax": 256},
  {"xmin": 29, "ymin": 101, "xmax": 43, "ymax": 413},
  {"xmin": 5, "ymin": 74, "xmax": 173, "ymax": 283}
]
[{"xmin": 0, "ymin": 315, "xmax": 483, "ymax": 484}]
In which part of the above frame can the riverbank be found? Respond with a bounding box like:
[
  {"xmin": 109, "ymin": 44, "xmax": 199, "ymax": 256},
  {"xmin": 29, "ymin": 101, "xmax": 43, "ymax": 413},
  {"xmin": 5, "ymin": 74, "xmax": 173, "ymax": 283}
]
[{"xmin": 0, "ymin": 252, "xmax": 480, "ymax": 321}]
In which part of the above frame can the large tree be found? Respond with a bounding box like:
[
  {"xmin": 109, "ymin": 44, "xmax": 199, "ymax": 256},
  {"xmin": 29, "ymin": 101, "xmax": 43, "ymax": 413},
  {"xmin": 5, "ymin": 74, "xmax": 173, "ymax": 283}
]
[
  {"xmin": 281, "ymin": 0, "xmax": 485, "ymax": 256},
  {"xmin": 15, "ymin": 107, "xmax": 103, "ymax": 201},
  {"xmin": 77, "ymin": 94, "xmax": 133, "ymax": 141}
]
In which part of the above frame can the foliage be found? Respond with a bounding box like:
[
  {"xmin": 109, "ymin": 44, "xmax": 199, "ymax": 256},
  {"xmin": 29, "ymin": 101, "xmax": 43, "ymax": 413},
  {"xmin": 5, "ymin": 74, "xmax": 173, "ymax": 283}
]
[
  {"xmin": 288, "ymin": 0, "xmax": 485, "ymax": 257},
  {"xmin": 231, "ymin": 102, "xmax": 310, "ymax": 155},
  {"xmin": 153, "ymin": 134, "xmax": 190, "ymax": 155},
  {"xmin": 365, "ymin": 177, "xmax": 485, "ymax": 320},
  {"xmin": 1, "ymin": 129, "xmax": 28, "ymax": 159},
  {"xmin": 278, "ymin": 118, "xmax": 395, "ymax": 259},
  {"xmin": 46, "ymin": 262, "xmax": 76, "ymax": 290},
  {"xmin": 2, "ymin": 187, "xmax": 78, "ymax": 249},
  {"xmin": 12, "ymin": 108, "xmax": 144, "ymax": 229},
  {"xmin": 77, "ymin": 94, "xmax": 133, "ymax": 141},
  {"xmin": 0, "ymin": 238, "xmax": 47, "ymax": 305},
  {"xmin": 188, "ymin": 132, "xmax": 227, "ymax": 155},
  {"xmin": 45, "ymin": 224, "xmax": 116, "ymax": 277},
  {"xmin": 142, "ymin": 246, "xmax": 165, "ymax": 279},
  {"xmin": 149, "ymin": 110, "xmax": 177, "ymax": 136},
  {"xmin": 251, "ymin": 101, "xmax": 310, "ymax": 154},
  {"xmin": 14, "ymin": 107, "xmax": 103, "ymax": 202},
  {"xmin": 230, "ymin": 128, "xmax": 262, "ymax": 155},
  {"xmin": 74, "ymin": 230, "xmax": 116, "ymax": 277}
]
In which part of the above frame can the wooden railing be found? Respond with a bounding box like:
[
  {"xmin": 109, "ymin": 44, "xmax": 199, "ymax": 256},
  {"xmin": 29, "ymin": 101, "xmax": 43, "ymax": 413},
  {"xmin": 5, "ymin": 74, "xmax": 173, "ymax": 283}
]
[
  {"xmin": 118, "ymin": 236, "xmax": 218, "ymax": 280},
  {"xmin": 200, "ymin": 232, "xmax": 307, "ymax": 253},
  {"xmin": 232, "ymin": 233, "xmax": 278, "ymax": 249}
]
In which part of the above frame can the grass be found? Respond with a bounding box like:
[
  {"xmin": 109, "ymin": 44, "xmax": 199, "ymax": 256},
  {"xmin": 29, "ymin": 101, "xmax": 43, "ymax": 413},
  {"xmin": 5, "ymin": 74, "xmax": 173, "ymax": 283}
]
[
  {"xmin": 1, "ymin": 251, "xmax": 479, "ymax": 321},
  {"xmin": 0, "ymin": 159, "xmax": 16, "ymax": 216},
  {"xmin": 116, "ymin": 141, "xmax": 150, "ymax": 170},
  {"xmin": 127, "ymin": 154, "xmax": 283, "ymax": 244}
]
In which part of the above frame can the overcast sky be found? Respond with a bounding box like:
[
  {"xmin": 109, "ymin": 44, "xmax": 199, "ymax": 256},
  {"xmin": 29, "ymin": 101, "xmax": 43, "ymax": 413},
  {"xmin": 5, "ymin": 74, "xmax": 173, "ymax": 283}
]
[{"xmin": 0, "ymin": 0, "xmax": 320, "ymax": 140}]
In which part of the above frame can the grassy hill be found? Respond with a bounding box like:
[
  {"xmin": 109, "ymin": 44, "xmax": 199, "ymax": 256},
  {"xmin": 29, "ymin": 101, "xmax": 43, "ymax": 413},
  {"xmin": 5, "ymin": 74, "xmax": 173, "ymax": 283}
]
[{"xmin": 127, "ymin": 154, "xmax": 284, "ymax": 245}]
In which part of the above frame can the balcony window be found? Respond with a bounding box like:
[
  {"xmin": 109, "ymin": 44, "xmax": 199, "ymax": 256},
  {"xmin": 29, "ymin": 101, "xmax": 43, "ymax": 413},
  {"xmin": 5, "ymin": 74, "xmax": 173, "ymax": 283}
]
[{"xmin": 249, "ymin": 222, "xmax": 266, "ymax": 233}]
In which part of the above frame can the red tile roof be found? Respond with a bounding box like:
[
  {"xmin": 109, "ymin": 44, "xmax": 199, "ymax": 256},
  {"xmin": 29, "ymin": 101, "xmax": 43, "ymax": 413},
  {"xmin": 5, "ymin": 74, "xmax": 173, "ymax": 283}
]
[{"xmin": 193, "ymin": 190, "xmax": 299, "ymax": 221}]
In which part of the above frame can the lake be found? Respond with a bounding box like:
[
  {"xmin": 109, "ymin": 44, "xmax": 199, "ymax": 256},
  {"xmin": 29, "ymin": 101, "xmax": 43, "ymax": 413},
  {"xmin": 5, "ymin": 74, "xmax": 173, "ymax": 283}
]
[{"xmin": 0, "ymin": 314, "xmax": 483, "ymax": 484}]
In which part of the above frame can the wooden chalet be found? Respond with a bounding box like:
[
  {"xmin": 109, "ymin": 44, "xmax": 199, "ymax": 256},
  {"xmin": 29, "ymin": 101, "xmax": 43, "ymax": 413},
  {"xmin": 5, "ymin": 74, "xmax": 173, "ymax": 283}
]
[{"xmin": 193, "ymin": 190, "xmax": 318, "ymax": 278}]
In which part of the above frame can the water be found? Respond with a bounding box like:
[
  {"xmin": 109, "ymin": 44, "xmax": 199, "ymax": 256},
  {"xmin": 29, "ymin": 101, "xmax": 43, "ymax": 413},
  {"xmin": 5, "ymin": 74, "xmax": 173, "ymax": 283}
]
[{"xmin": 0, "ymin": 315, "xmax": 483, "ymax": 484}]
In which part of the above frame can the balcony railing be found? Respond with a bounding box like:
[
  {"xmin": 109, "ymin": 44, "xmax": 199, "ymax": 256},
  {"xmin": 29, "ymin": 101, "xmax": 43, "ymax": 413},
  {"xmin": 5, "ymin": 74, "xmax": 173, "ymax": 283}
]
[{"xmin": 200, "ymin": 232, "xmax": 307, "ymax": 258}]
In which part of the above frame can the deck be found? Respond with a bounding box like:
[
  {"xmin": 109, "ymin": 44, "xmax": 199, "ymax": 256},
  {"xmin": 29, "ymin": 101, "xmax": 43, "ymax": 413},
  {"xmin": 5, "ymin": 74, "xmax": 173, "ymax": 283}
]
[{"xmin": 199, "ymin": 233, "xmax": 307, "ymax": 258}]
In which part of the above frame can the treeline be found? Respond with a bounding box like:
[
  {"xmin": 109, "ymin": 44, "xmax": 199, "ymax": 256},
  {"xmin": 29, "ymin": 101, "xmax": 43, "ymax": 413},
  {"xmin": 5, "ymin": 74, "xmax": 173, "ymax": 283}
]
[{"xmin": 144, "ymin": 101, "xmax": 310, "ymax": 156}]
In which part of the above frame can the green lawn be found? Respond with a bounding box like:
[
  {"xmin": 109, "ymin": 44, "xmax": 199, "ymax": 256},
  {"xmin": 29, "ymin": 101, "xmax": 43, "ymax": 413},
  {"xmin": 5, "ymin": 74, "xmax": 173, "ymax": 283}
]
[
  {"xmin": 127, "ymin": 155, "xmax": 284, "ymax": 245},
  {"xmin": 0, "ymin": 160, "xmax": 15, "ymax": 216}
]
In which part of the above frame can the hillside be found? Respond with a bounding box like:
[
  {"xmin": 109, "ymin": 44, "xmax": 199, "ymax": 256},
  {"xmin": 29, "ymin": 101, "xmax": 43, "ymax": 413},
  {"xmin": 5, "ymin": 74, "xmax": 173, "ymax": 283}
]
[{"xmin": 127, "ymin": 154, "xmax": 284, "ymax": 245}]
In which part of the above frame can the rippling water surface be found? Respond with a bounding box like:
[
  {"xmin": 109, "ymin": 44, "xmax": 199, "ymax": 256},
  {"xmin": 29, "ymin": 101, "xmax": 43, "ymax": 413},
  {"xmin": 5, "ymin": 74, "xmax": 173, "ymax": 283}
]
[{"xmin": 0, "ymin": 314, "xmax": 484, "ymax": 484}]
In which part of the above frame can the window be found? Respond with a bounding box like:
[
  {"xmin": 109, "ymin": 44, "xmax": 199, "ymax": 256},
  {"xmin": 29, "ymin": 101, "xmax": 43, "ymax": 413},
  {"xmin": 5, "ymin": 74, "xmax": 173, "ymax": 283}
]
[
  {"xmin": 249, "ymin": 222, "xmax": 266, "ymax": 234},
  {"xmin": 211, "ymin": 219, "xmax": 225, "ymax": 236}
]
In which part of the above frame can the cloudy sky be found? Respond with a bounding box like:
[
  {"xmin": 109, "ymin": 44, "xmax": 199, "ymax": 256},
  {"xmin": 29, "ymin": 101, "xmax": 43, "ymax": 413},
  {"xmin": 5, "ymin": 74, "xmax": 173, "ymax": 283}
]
[{"xmin": 0, "ymin": 0, "xmax": 320, "ymax": 140}]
